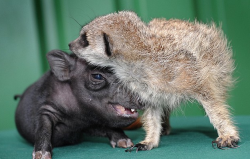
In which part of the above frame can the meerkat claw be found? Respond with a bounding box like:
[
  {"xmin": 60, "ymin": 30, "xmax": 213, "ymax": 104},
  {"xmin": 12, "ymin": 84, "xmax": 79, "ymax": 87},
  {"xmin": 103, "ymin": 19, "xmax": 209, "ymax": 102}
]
[
  {"xmin": 125, "ymin": 143, "xmax": 148, "ymax": 152},
  {"xmin": 232, "ymin": 142, "xmax": 239, "ymax": 148},
  {"xmin": 212, "ymin": 140, "xmax": 226, "ymax": 150},
  {"xmin": 125, "ymin": 146, "xmax": 134, "ymax": 152},
  {"xmin": 212, "ymin": 138, "xmax": 239, "ymax": 150}
]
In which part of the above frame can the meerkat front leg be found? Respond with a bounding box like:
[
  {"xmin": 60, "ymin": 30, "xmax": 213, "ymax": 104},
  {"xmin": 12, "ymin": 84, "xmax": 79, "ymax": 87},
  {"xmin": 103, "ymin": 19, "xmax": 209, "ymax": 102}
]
[
  {"xmin": 199, "ymin": 98, "xmax": 239, "ymax": 149},
  {"xmin": 126, "ymin": 107, "xmax": 163, "ymax": 152}
]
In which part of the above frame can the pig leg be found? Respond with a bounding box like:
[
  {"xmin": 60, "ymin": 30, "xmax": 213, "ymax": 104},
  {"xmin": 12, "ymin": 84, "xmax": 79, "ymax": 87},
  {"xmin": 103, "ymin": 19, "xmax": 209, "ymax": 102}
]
[
  {"xmin": 107, "ymin": 128, "xmax": 134, "ymax": 148},
  {"xmin": 33, "ymin": 105, "xmax": 56, "ymax": 159},
  {"xmin": 85, "ymin": 127, "xmax": 134, "ymax": 148}
]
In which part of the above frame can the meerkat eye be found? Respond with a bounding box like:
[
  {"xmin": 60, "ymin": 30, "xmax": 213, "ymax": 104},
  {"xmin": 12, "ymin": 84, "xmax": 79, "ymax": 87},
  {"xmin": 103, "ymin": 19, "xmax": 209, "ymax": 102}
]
[
  {"xmin": 103, "ymin": 33, "xmax": 112, "ymax": 56},
  {"xmin": 80, "ymin": 33, "xmax": 89, "ymax": 47}
]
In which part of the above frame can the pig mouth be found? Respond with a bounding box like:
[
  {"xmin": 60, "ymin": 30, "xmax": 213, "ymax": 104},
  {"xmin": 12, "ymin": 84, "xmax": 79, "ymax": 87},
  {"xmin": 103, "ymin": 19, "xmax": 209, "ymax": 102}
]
[{"xmin": 110, "ymin": 104, "xmax": 139, "ymax": 118}]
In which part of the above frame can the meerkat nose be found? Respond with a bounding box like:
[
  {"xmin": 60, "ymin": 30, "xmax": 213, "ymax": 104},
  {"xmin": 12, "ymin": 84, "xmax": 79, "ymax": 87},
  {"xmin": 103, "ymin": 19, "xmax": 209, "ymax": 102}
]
[{"xmin": 68, "ymin": 42, "xmax": 72, "ymax": 48}]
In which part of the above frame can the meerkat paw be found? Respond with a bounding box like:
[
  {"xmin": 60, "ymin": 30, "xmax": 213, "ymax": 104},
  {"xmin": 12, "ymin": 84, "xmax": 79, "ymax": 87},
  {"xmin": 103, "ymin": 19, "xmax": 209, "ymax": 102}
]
[
  {"xmin": 212, "ymin": 135, "xmax": 240, "ymax": 149},
  {"xmin": 125, "ymin": 141, "xmax": 156, "ymax": 152}
]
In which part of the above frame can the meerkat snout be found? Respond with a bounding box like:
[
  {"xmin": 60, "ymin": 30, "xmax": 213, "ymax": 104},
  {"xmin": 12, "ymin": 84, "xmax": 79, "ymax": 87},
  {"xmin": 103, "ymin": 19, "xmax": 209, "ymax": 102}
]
[
  {"xmin": 69, "ymin": 28, "xmax": 113, "ymax": 60},
  {"xmin": 68, "ymin": 42, "xmax": 72, "ymax": 49}
]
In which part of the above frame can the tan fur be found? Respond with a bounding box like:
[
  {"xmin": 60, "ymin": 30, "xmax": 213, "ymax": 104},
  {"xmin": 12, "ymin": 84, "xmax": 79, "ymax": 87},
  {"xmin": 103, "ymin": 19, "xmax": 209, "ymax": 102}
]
[{"xmin": 70, "ymin": 11, "xmax": 239, "ymax": 150}]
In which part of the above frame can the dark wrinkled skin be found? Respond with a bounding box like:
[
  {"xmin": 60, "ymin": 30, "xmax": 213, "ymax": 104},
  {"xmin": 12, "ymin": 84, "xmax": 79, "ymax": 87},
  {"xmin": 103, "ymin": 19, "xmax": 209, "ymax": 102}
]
[{"xmin": 15, "ymin": 50, "xmax": 141, "ymax": 159}]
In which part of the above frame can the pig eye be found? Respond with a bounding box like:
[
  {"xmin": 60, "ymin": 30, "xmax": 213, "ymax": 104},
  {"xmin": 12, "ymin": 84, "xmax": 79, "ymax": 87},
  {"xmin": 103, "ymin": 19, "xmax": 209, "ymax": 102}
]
[{"xmin": 91, "ymin": 74, "xmax": 104, "ymax": 80}]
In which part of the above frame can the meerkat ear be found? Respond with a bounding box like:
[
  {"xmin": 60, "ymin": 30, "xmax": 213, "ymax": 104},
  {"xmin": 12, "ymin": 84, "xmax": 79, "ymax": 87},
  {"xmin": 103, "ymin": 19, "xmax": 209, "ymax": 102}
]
[{"xmin": 103, "ymin": 33, "xmax": 112, "ymax": 56}]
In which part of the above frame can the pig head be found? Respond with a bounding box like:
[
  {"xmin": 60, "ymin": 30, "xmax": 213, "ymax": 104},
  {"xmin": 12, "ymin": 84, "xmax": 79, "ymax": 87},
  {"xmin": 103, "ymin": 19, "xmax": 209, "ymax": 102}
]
[{"xmin": 15, "ymin": 50, "xmax": 142, "ymax": 159}]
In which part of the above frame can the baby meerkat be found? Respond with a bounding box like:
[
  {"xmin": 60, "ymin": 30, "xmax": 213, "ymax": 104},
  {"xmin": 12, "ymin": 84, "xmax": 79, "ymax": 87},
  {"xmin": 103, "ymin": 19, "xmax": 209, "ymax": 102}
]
[{"xmin": 69, "ymin": 11, "xmax": 239, "ymax": 151}]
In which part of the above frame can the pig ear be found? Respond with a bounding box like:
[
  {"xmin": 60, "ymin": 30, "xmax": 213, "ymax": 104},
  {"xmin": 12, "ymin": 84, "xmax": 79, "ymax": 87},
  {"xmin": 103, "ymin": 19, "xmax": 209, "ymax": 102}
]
[
  {"xmin": 46, "ymin": 50, "xmax": 74, "ymax": 81},
  {"xmin": 103, "ymin": 33, "xmax": 112, "ymax": 56}
]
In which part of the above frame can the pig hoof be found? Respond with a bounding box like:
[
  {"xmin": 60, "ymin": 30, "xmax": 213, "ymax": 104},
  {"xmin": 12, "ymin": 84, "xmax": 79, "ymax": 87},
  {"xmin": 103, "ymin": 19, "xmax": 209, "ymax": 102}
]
[
  {"xmin": 110, "ymin": 138, "xmax": 134, "ymax": 148},
  {"xmin": 212, "ymin": 136, "xmax": 240, "ymax": 150},
  {"xmin": 32, "ymin": 151, "xmax": 51, "ymax": 159},
  {"xmin": 125, "ymin": 143, "xmax": 149, "ymax": 152}
]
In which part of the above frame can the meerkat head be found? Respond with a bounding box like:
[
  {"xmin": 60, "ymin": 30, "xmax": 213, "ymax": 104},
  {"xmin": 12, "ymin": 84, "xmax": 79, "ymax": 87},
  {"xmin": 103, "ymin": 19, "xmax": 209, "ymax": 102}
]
[
  {"xmin": 69, "ymin": 21, "xmax": 113, "ymax": 65},
  {"xmin": 69, "ymin": 11, "xmax": 149, "ymax": 67}
]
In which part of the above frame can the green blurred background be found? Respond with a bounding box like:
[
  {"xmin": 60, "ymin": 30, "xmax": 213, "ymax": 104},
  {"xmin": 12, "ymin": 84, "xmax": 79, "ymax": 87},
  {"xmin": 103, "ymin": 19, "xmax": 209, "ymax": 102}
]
[{"xmin": 1, "ymin": 0, "xmax": 250, "ymax": 131}]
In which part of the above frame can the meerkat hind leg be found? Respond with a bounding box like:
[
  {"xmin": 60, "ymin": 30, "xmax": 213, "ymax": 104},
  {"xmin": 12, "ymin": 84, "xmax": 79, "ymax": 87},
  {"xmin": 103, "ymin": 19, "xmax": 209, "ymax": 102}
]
[
  {"xmin": 199, "ymin": 97, "xmax": 240, "ymax": 149},
  {"xmin": 161, "ymin": 109, "xmax": 171, "ymax": 135},
  {"xmin": 126, "ymin": 107, "xmax": 162, "ymax": 152}
]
